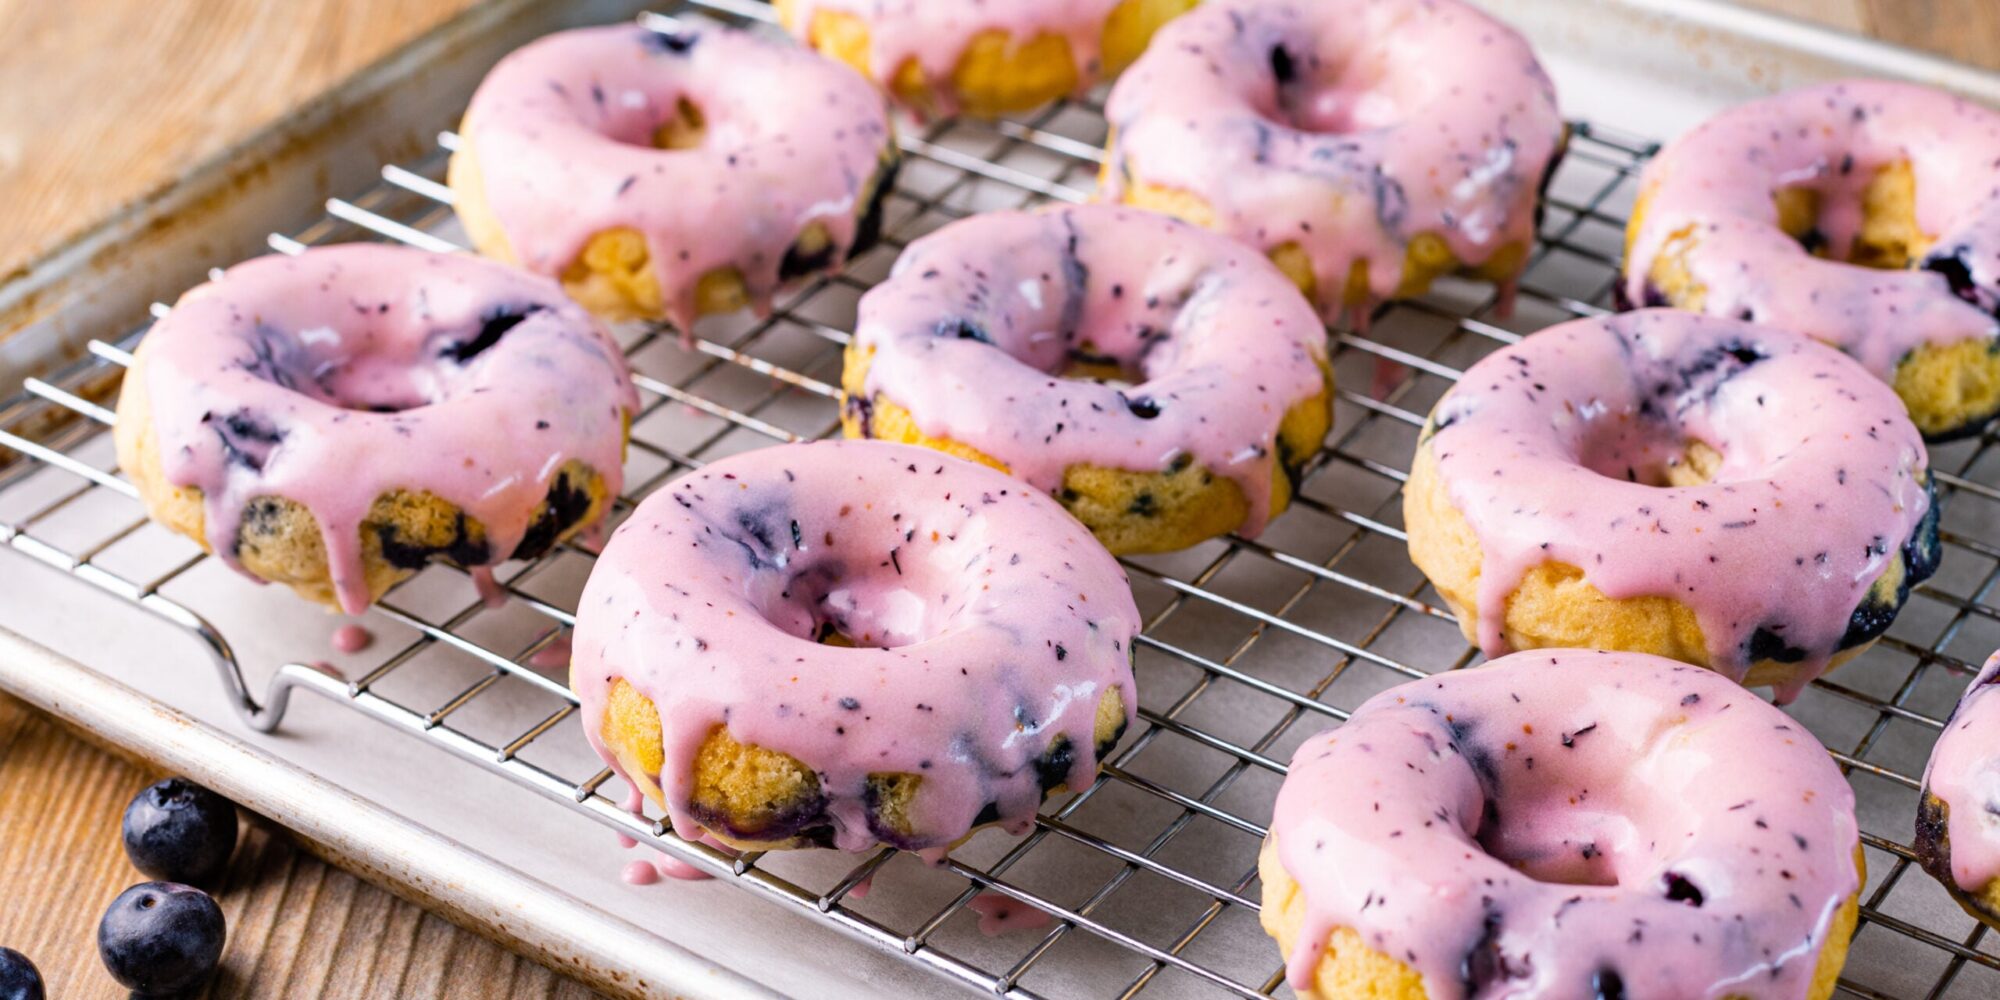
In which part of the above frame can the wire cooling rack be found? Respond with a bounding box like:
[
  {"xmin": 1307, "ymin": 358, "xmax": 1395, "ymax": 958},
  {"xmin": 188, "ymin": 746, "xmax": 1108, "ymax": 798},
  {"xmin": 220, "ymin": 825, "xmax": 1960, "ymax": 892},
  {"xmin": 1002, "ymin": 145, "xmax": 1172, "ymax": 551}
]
[{"xmin": 5, "ymin": 2, "xmax": 2000, "ymax": 997}]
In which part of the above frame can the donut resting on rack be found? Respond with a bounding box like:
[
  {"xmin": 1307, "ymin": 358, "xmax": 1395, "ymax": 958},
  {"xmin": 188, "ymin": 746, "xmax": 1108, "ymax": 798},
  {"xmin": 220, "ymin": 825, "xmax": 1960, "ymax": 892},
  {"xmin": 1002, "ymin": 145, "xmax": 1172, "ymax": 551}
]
[
  {"xmin": 113, "ymin": 244, "xmax": 637, "ymax": 615},
  {"xmin": 1262, "ymin": 649, "xmax": 1862, "ymax": 1000},
  {"xmin": 1916, "ymin": 650, "xmax": 2000, "ymax": 930},
  {"xmin": 776, "ymin": 0, "xmax": 1199, "ymax": 120},
  {"xmin": 448, "ymin": 23, "xmax": 899, "ymax": 331},
  {"xmin": 1623, "ymin": 79, "xmax": 2000, "ymax": 440},
  {"xmin": 842, "ymin": 204, "xmax": 1332, "ymax": 555},
  {"xmin": 1099, "ymin": 0, "xmax": 1566, "ymax": 326},
  {"xmin": 1404, "ymin": 310, "xmax": 1939, "ymax": 703},
  {"xmin": 569, "ymin": 440, "xmax": 1141, "ymax": 856}
]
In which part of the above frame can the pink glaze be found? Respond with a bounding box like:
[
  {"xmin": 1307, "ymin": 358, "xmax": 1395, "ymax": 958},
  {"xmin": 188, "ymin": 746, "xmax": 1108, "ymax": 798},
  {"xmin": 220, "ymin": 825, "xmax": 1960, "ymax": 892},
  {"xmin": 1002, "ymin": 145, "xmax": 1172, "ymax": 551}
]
[
  {"xmin": 851, "ymin": 204, "xmax": 1328, "ymax": 537},
  {"xmin": 1422, "ymin": 310, "xmax": 1934, "ymax": 702},
  {"xmin": 331, "ymin": 623, "xmax": 373, "ymax": 654},
  {"xmin": 1922, "ymin": 652, "xmax": 2000, "ymax": 893},
  {"xmin": 1626, "ymin": 80, "xmax": 2000, "ymax": 387},
  {"xmin": 616, "ymin": 831, "xmax": 639, "ymax": 850},
  {"xmin": 529, "ymin": 630, "xmax": 573, "ymax": 670},
  {"xmin": 621, "ymin": 859, "xmax": 661, "ymax": 886},
  {"xmin": 1100, "ymin": 0, "xmax": 1564, "ymax": 325},
  {"xmin": 456, "ymin": 24, "xmax": 893, "ymax": 331},
  {"xmin": 570, "ymin": 439, "xmax": 1141, "ymax": 854},
  {"xmin": 782, "ymin": 0, "xmax": 1138, "ymax": 118},
  {"xmin": 847, "ymin": 872, "xmax": 874, "ymax": 900},
  {"xmin": 650, "ymin": 849, "xmax": 712, "ymax": 883},
  {"xmin": 967, "ymin": 892, "xmax": 1055, "ymax": 937},
  {"xmin": 1271, "ymin": 649, "xmax": 1861, "ymax": 999},
  {"xmin": 471, "ymin": 567, "xmax": 508, "ymax": 610},
  {"xmin": 132, "ymin": 245, "xmax": 636, "ymax": 615}
]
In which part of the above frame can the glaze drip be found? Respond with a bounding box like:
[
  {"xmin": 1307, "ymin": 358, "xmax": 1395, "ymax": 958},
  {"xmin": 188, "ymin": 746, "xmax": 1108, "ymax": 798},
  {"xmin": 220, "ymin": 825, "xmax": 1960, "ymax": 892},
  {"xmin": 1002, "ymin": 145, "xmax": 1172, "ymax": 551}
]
[
  {"xmin": 457, "ymin": 24, "xmax": 894, "ymax": 328},
  {"xmin": 131, "ymin": 245, "xmax": 636, "ymax": 614},
  {"xmin": 1625, "ymin": 80, "xmax": 2000, "ymax": 382},
  {"xmin": 1423, "ymin": 310, "xmax": 1933, "ymax": 701},
  {"xmin": 1270, "ymin": 649, "xmax": 1861, "ymax": 1000},
  {"xmin": 852, "ymin": 204, "xmax": 1328, "ymax": 536},
  {"xmin": 1101, "ymin": 0, "xmax": 1564, "ymax": 322},
  {"xmin": 569, "ymin": 440, "xmax": 1141, "ymax": 853}
]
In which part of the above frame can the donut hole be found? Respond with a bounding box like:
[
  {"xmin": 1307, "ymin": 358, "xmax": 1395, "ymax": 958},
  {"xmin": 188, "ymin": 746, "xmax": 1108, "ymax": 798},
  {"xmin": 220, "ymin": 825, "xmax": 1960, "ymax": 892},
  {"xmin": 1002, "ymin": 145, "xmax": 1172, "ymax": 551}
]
[
  {"xmin": 1574, "ymin": 419, "xmax": 1723, "ymax": 489},
  {"xmin": 652, "ymin": 97, "xmax": 707, "ymax": 150},
  {"xmin": 236, "ymin": 306, "xmax": 543, "ymax": 414},
  {"xmin": 1773, "ymin": 160, "xmax": 1929, "ymax": 270},
  {"xmin": 1257, "ymin": 41, "xmax": 1404, "ymax": 136}
]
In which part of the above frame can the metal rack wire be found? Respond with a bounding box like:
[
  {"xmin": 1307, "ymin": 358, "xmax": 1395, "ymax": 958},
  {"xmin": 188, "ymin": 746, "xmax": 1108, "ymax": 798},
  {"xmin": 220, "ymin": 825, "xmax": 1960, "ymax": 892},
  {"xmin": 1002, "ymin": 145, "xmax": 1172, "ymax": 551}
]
[{"xmin": 4, "ymin": 1, "xmax": 2000, "ymax": 996}]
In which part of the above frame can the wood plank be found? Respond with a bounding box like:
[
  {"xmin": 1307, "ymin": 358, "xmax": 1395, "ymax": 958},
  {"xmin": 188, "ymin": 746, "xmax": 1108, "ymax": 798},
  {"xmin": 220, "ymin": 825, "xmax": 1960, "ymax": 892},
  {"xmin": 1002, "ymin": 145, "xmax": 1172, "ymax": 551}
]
[
  {"xmin": 0, "ymin": 693, "xmax": 600, "ymax": 999},
  {"xmin": 1858, "ymin": 0, "xmax": 2000, "ymax": 71},
  {"xmin": 0, "ymin": 0, "xmax": 482, "ymax": 280}
]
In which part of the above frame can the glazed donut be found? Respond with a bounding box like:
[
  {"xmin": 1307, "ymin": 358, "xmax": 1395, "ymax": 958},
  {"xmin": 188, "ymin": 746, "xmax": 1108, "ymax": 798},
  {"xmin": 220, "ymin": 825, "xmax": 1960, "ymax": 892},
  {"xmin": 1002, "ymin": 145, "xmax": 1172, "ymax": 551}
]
[
  {"xmin": 1624, "ymin": 80, "xmax": 2000, "ymax": 440},
  {"xmin": 569, "ymin": 439, "xmax": 1140, "ymax": 855},
  {"xmin": 113, "ymin": 245, "xmax": 637, "ymax": 615},
  {"xmin": 1100, "ymin": 0, "xmax": 1565, "ymax": 326},
  {"xmin": 1916, "ymin": 651, "xmax": 2000, "ymax": 930},
  {"xmin": 776, "ymin": 0, "xmax": 1198, "ymax": 120},
  {"xmin": 1262, "ymin": 648, "xmax": 1863, "ymax": 1000},
  {"xmin": 1405, "ymin": 310, "xmax": 1939, "ymax": 703},
  {"xmin": 448, "ymin": 23, "xmax": 899, "ymax": 331},
  {"xmin": 841, "ymin": 204, "xmax": 1332, "ymax": 555}
]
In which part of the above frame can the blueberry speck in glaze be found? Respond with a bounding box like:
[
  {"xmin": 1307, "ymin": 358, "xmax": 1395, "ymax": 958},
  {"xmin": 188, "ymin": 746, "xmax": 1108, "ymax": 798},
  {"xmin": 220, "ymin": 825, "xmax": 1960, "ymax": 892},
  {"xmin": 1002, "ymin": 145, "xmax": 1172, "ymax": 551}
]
[
  {"xmin": 122, "ymin": 778, "xmax": 239, "ymax": 887},
  {"xmin": 0, "ymin": 949, "xmax": 43, "ymax": 1000},
  {"xmin": 97, "ymin": 883, "xmax": 226, "ymax": 996}
]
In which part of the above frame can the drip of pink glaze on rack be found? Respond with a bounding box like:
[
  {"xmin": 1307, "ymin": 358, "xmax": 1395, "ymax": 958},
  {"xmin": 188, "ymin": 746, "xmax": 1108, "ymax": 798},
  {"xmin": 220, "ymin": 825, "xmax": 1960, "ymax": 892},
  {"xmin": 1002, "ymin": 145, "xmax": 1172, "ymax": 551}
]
[
  {"xmin": 967, "ymin": 893, "xmax": 1055, "ymax": 937},
  {"xmin": 1100, "ymin": 0, "xmax": 1564, "ymax": 324},
  {"xmin": 470, "ymin": 567, "xmax": 507, "ymax": 610},
  {"xmin": 331, "ymin": 623, "xmax": 373, "ymax": 654},
  {"xmin": 846, "ymin": 872, "xmax": 874, "ymax": 900},
  {"xmin": 529, "ymin": 631, "xmax": 572, "ymax": 670},
  {"xmin": 132, "ymin": 245, "xmax": 636, "ymax": 615},
  {"xmin": 851, "ymin": 205, "xmax": 1327, "ymax": 538},
  {"xmin": 650, "ymin": 848, "xmax": 711, "ymax": 882},
  {"xmin": 1270, "ymin": 649, "xmax": 1861, "ymax": 1000},
  {"xmin": 780, "ymin": 0, "xmax": 1131, "ymax": 119},
  {"xmin": 456, "ymin": 24, "xmax": 893, "ymax": 331},
  {"xmin": 1424, "ymin": 310, "xmax": 1933, "ymax": 702},
  {"xmin": 621, "ymin": 860, "xmax": 661, "ymax": 886},
  {"xmin": 569, "ymin": 439, "xmax": 1141, "ymax": 854},
  {"xmin": 1625, "ymin": 80, "xmax": 2000, "ymax": 379},
  {"xmin": 1923, "ymin": 652, "xmax": 2000, "ymax": 893},
  {"xmin": 615, "ymin": 831, "xmax": 638, "ymax": 851}
]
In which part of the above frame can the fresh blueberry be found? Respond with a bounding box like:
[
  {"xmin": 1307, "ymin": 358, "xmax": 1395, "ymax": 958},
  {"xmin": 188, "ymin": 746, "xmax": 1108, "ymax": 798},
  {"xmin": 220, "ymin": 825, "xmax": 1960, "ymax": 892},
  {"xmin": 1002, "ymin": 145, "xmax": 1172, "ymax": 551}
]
[
  {"xmin": 122, "ymin": 778, "xmax": 238, "ymax": 886},
  {"xmin": 0, "ymin": 948, "xmax": 44, "ymax": 1000},
  {"xmin": 97, "ymin": 883, "xmax": 225, "ymax": 996}
]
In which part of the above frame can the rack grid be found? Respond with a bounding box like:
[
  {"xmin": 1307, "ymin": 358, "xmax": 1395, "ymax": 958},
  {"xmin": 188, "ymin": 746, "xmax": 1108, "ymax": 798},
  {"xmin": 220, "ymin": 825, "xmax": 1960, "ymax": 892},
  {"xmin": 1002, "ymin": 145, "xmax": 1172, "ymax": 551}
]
[{"xmin": 3, "ymin": 2, "xmax": 1999, "ymax": 997}]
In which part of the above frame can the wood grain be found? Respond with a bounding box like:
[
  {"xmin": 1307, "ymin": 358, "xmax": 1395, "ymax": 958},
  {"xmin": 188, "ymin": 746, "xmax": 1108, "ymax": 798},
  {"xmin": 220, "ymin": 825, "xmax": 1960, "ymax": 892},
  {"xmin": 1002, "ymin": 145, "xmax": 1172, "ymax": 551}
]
[
  {"xmin": 0, "ymin": 0, "xmax": 481, "ymax": 280},
  {"xmin": 1736, "ymin": 0, "xmax": 2000, "ymax": 70},
  {"xmin": 0, "ymin": 692, "xmax": 599, "ymax": 999}
]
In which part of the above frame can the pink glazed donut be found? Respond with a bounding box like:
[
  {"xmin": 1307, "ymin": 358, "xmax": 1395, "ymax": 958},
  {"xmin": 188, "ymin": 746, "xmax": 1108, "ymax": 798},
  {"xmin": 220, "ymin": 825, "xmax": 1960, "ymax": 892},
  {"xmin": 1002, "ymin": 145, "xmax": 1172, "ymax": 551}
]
[
  {"xmin": 570, "ymin": 440, "xmax": 1141, "ymax": 855},
  {"xmin": 1624, "ymin": 80, "xmax": 2000, "ymax": 440},
  {"xmin": 113, "ymin": 245, "xmax": 637, "ymax": 615},
  {"xmin": 449, "ymin": 23, "xmax": 899, "ymax": 331},
  {"xmin": 1261, "ymin": 649, "xmax": 1864, "ymax": 1000},
  {"xmin": 1100, "ymin": 0, "xmax": 1566, "ymax": 326},
  {"xmin": 841, "ymin": 204, "xmax": 1334, "ymax": 555},
  {"xmin": 1405, "ymin": 310, "xmax": 1940, "ymax": 704},
  {"xmin": 1917, "ymin": 651, "xmax": 2000, "ymax": 929}
]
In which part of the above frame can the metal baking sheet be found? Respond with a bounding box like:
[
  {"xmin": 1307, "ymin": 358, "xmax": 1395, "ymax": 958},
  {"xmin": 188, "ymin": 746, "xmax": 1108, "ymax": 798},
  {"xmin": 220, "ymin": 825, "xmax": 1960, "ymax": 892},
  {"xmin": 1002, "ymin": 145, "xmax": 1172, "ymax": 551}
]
[{"xmin": 3, "ymin": 2, "xmax": 1999, "ymax": 998}]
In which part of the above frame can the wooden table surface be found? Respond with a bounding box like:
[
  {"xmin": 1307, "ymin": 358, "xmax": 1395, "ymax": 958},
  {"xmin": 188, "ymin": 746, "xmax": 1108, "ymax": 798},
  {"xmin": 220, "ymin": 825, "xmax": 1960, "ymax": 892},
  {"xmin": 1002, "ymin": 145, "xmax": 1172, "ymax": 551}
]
[{"xmin": 0, "ymin": 1, "xmax": 1994, "ymax": 997}]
